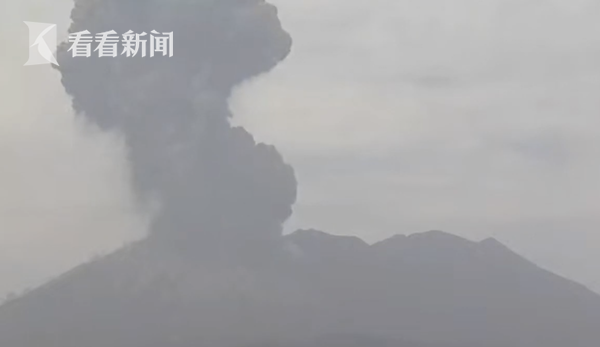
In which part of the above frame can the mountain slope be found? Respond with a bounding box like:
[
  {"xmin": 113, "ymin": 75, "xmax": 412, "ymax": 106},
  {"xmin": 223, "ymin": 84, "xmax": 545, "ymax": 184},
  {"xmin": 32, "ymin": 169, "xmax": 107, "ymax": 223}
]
[{"xmin": 1, "ymin": 231, "xmax": 599, "ymax": 347}]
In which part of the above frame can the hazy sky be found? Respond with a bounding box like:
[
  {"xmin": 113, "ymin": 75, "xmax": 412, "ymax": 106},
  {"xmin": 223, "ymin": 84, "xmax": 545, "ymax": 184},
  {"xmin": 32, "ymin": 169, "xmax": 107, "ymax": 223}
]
[
  {"xmin": 237, "ymin": 0, "xmax": 600, "ymax": 292},
  {"xmin": 0, "ymin": 0, "xmax": 148, "ymax": 297},
  {"xmin": 1, "ymin": 0, "xmax": 599, "ymax": 297}
]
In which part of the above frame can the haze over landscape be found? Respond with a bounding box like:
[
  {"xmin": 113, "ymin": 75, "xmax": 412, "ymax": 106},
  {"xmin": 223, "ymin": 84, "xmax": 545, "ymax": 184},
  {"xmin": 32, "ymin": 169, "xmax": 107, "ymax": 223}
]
[
  {"xmin": 2, "ymin": 0, "xmax": 598, "ymax": 298},
  {"xmin": 0, "ymin": 1, "xmax": 599, "ymax": 346}
]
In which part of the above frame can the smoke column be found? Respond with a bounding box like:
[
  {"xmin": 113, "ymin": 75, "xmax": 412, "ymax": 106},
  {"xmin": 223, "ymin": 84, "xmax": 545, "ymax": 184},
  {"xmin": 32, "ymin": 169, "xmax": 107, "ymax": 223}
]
[{"xmin": 56, "ymin": 0, "xmax": 297, "ymax": 256}]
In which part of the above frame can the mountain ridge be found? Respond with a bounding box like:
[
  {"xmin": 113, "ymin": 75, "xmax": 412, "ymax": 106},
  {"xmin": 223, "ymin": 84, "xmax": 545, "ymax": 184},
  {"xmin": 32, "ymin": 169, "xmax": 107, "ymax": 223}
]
[{"xmin": 1, "ymin": 229, "xmax": 599, "ymax": 347}]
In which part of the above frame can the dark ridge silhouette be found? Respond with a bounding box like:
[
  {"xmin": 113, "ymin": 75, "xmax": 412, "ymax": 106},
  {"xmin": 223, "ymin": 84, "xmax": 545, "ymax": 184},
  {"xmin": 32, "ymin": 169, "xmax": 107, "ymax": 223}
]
[
  {"xmin": 1, "ymin": 230, "xmax": 599, "ymax": 347},
  {"xmin": 1, "ymin": 1, "xmax": 600, "ymax": 347}
]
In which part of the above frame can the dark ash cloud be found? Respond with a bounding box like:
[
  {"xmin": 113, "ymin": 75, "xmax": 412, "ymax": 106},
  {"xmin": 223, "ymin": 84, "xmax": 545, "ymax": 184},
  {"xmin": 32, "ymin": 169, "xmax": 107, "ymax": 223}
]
[{"xmin": 56, "ymin": 0, "xmax": 297, "ymax": 254}]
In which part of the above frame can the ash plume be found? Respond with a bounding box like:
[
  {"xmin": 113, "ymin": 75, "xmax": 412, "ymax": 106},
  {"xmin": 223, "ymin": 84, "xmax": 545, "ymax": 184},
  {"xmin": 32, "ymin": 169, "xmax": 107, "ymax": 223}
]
[{"xmin": 55, "ymin": 0, "xmax": 297, "ymax": 254}]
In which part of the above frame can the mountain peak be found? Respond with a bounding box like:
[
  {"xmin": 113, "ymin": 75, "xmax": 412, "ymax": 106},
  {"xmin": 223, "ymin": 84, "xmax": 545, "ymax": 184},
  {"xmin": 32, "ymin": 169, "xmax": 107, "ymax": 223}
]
[
  {"xmin": 285, "ymin": 229, "xmax": 369, "ymax": 261},
  {"xmin": 478, "ymin": 237, "xmax": 510, "ymax": 251},
  {"xmin": 372, "ymin": 230, "xmax": 476, "ymax": 256},
  {"xmin": 408, "ymin": 230, "xmax": 474, "ymax": 243}
]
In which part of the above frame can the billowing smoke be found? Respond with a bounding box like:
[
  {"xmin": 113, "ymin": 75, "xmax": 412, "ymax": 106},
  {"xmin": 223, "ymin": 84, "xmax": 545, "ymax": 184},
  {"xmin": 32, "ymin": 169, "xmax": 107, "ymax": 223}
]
[{"xmin": 56, "ymin": 0, "xmax": 297, "ymax": 254}]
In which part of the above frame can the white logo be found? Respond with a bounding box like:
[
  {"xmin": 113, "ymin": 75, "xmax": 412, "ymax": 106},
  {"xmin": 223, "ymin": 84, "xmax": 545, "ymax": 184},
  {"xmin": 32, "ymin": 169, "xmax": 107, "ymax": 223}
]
[{"xmin": 24, "ymin": 21, "xmax": 59, "ymax": 66}]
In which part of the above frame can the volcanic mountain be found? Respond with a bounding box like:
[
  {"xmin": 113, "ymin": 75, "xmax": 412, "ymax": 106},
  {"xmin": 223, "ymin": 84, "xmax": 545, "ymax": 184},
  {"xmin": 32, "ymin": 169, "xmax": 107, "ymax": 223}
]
[
  {"xmin": 1, "ymin": 230, "xmax": 599, "ymax": 347},
  {"xmin": 1, "ymin": 1, "xmax": 599, "ymax": 347}
]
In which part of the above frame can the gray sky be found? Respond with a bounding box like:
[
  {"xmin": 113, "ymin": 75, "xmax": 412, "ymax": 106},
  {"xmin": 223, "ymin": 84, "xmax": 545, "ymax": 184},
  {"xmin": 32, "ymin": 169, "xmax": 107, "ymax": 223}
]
[
  {"xmin": 233, "ymin": 0, "xmax": 600, "ymax": 291},
  {"xmin": 1, "ymin": 0, "xmax": 599, "ymax": 297},
  {"xmin": 0, "ymin": 0, "xmax": 148, "ymax": 297}
]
